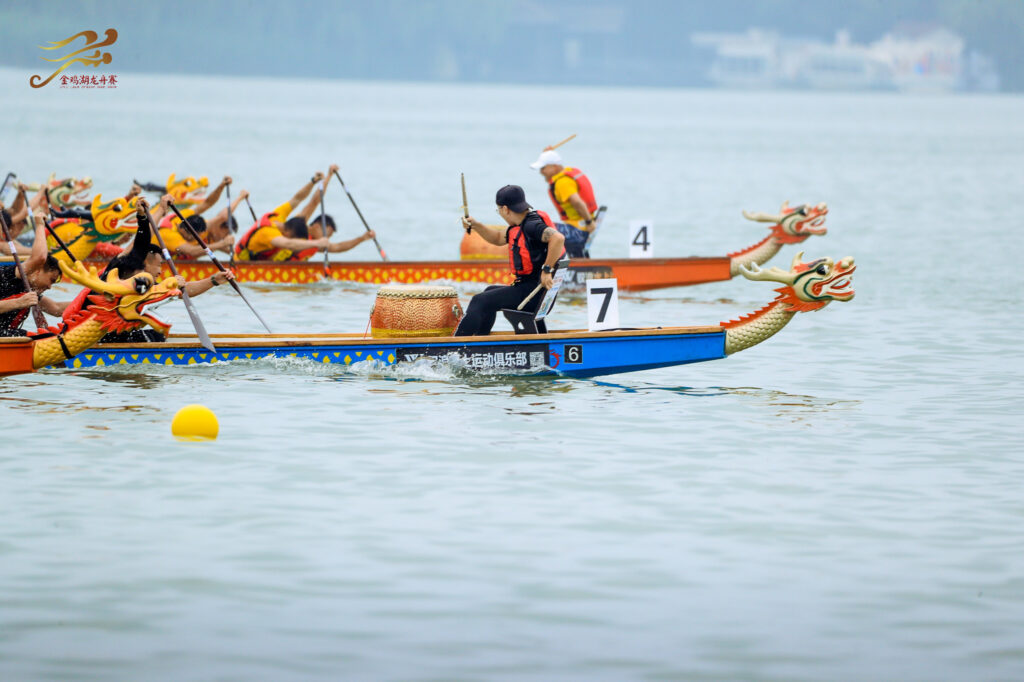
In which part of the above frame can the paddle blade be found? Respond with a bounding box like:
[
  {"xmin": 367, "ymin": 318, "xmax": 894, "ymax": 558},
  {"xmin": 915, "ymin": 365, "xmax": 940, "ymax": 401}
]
[{"xmin": 180, "ymin": 289, "xmax": 216, "ymax": 352}]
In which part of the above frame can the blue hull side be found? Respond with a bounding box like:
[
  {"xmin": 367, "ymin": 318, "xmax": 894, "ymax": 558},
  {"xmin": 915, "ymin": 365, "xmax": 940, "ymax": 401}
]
[{"xmin": 57, "ymin": 331, "xmax": 727, "ymax": 378}]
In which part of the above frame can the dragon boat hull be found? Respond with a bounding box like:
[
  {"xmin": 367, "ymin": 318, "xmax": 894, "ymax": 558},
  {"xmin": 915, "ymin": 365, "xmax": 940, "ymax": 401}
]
[
  {"xmin": 138, "ymin": 257, "xmax": 732, "ymax": 292},
  {"xmin": 37, "ymin": 328, "xmax": 727, "ymax": 378}
]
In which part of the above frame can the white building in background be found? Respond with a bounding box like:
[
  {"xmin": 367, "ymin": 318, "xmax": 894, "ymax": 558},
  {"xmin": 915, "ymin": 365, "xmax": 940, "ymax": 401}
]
[{"xmin": 692, "ymin": 24, "xmax": 1000, "ymax": 93}]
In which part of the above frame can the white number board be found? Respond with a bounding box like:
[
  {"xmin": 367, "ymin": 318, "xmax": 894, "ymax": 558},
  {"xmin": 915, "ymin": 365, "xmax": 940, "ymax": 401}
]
[
  {"xmin": 586, "ymin": 278, "xmax": 620, "ymax": 332},
  {"xmin": 629, "ymin": 219, "xmax": 653, "ymax": 258}
]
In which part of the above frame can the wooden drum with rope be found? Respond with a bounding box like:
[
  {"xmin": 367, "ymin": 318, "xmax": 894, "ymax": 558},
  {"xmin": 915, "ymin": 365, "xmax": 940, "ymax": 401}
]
[{"xmin": 370, "ymin": 284, "xmax": 463, "ymax": 338}]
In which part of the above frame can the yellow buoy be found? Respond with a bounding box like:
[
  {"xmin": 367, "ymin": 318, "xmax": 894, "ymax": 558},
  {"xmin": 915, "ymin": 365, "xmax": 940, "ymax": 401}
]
[{"xmin": 171, "ymin": 404, "xmax": 219, "ymax": 440}]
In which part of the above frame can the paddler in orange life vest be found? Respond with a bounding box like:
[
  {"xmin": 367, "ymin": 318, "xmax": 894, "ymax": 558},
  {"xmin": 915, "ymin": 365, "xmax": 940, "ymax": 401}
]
[
  {"xmin": 530, "ymin": 149, "xmax": 598, "ymax": 259},
  {"xmin": 455, "ymin": 185, "xmax": 565, "ymax": 336},
  {"xmin": 150, "ymin": 176, "xmax": 238, "ymax": 259},
  {"xmin": 235, "ymin": 166, "xmax": 376, "ymax": 261}
]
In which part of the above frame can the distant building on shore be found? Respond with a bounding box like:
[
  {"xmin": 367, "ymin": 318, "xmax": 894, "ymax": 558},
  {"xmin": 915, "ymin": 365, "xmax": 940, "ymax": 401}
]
[{"xmin": 692, "ymin": 24, "xmax": 1000, "ymax": 93}]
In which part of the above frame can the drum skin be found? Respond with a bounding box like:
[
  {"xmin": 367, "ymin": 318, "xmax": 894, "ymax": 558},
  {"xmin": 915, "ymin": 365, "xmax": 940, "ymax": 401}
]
[{"xmin": 370, "ymin": 285, "xmax": 464, "ymax": 338}]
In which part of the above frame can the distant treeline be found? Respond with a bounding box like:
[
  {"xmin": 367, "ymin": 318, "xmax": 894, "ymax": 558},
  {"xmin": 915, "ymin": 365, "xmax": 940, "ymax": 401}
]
[{"xmin": 2, "ymin": 0, "xmax": 1022, "ymax": 90}]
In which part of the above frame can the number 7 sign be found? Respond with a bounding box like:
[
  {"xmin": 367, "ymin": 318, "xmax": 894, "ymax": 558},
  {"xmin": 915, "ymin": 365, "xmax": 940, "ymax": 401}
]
[
  {"xmin": 629, "ymin": 219, "xmax": 653, "ymax": 258},
  {"xmin": 586, "ymin": 278, "xmax": 620, "ymax": 331}
]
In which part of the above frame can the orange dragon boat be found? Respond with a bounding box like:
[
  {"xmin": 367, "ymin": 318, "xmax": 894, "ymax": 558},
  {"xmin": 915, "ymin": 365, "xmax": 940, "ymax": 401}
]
[{"xmin": 64, "ymin": 201, "xmax": 828, "ymax": 292}]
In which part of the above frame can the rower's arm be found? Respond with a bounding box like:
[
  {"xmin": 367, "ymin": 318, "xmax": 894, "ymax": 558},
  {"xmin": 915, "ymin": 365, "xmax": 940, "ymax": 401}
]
[
  {"xmin": 327, "ymin": 231, "xmax": 375, "ymax": 253},
  {"xmin": 541, "ymin": 227, "xmax": 565, "ymax": 268},
  {"xmin": 298, "ymin": 181, "xmax": 325, "ymax": 223},
  {"xmin": 567, "ymin": 193, "xmax": 592, "ymax": 224},
  {"xmin": 192, "ymin": 176, "xmax": 230, "ymax": 215},
  {"xmin": 288, "ymin": 172, "xmax": 323, "ymax": 208},
  {"xmin": 463, "ymin": 217, "xmax": 507, "ymax": 245},
  {"xmin": 23, "ymin": 214, "xmax": 49, "ymax": 273},
  {"xmin": 39, "ymin": 296, "xmax": 69, "ymax": 316},
  {"xmin": 175, "ymin": 242, "xmax": 207, "ymax": 258},
  {"xmin": 270, "ymin": 235, "xmax": 326, "ymax": 252}
]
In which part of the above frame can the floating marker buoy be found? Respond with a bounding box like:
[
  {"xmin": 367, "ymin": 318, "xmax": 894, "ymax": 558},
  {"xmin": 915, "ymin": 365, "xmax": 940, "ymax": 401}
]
[{"xmin": 171, "ymin": 404, "xmax": 219, "ymax": 440}]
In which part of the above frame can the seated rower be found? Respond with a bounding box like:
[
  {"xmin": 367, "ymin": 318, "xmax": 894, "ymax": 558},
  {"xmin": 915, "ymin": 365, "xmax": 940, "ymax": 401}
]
[
  {"xmin": 530, "ymin": 149, "xmax": 599, "ymax": 258},
  {"xmin": 234, "ymin": 167, "xmax": 376, "ymax": 261},
  {"xmin": 0, "ymin": 211, "xmax": 69, "ymax": 336},
  {"xmin": 150, "ymin": 177, "xmax": 240, "ymax": 259},
  {"xmin": 90, "ymin": 198, "xmax": 233, "ymax": 343},
  {"xmin": 455, "ymin": 184, "xmax": 565, "ymax": 336}
]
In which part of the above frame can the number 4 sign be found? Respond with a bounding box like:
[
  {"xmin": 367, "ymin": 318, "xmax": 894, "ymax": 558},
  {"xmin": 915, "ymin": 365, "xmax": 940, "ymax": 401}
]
[
  {"xmin": 629, "ymin": 219, "xmax": 653, "ymax": 258},
  {"xmin": 587, "ymin": 278, "xmax": 620, "ymax": 331}
]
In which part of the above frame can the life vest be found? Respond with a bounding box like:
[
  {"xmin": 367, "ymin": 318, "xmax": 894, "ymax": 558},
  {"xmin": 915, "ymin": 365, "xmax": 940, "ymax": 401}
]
[
  {"xmin": 234, "ymin": 213, "xmax": 293, "ymax": 261},
  {"xmin": 291, "ymin": 245, "xmax": 320, "ymax": 261},
  {"xmin": 547, "ymin": 167, "xmax": 598, "ymax": 222},
  {"xmin": 507, "ymin": 212, "xmax": 563, "ymax": 277}
]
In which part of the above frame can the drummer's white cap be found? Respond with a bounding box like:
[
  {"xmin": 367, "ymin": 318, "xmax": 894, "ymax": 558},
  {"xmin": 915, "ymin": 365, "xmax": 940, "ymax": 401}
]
[{"xmin": 530, "ymin": 149, "xmax": 563, "ymax": 169}]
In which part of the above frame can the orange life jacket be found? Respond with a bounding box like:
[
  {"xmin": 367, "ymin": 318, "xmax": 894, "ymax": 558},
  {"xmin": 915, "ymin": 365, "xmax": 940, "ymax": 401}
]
[
  {"xmin": 547, "ymin": 167, "xmax": 598, "ymax": 222},
  {"xmin": 234, "ymin": 213, "xmax": 292, "ymax": 261}
]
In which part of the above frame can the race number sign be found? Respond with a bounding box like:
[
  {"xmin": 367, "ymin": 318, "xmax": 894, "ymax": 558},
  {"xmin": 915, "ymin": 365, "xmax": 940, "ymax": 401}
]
[
  {"xmin": 629, "ymin": 219, "xmax": 654, "ymax": 258},
  {"xmin": 586, "ymin": 278, "xmax": 620, "ymax": 331}
]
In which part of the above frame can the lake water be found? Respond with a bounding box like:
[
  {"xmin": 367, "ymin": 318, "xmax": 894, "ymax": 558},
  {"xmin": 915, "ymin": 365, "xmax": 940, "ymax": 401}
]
[{"xmin": 2, "ymin": 67, "xmax": 1023, "ymax": 681}]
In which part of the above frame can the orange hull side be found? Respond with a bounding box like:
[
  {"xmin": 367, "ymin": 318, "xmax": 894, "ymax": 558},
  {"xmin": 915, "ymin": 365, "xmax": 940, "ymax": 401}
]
[
  {"xmin": 87, "ymin": 257, "xmax": 733, "ymax": 291},
  {"xmin": 0, "ymin": 338, "xmax": 36, "ymax": 377}
]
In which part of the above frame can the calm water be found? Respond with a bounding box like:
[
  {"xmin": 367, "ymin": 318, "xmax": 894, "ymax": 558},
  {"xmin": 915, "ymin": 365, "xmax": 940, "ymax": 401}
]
[{"xmin": 2, "ymin": 67, "xmax": 1024, "ymax": 681}]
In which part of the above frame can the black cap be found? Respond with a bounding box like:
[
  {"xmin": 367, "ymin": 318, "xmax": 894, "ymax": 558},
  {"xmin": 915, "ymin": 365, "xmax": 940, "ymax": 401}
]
[{"xmin": 495, "ymin": 185, "xmax": 531, "ymax": 213}]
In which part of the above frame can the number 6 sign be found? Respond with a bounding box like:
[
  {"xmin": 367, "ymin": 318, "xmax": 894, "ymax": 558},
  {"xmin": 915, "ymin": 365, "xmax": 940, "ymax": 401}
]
[
  {"xmin": 629, "ymin": 219, "xmax": 653, "ymax": 258},
  {"xmin": 586, "ymin": 278, "xmax": 620, "ymax": 331}
]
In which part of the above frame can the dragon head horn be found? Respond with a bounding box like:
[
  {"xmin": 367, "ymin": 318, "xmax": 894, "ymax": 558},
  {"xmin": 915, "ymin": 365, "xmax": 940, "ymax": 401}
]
[
  {"xmin": 739, "ymin": 260, "xmax": 791, "ymax": 283},
  {"xmin": 742, "ymin": 208, "xmax": 783, "ymax": 223},
  {"xmin": 791, "ymin": 250, "xmax": 806, "ymax": 269},
  {"xmin": 58, "ymin": 261, "xmax": 137, "ymax": 296}
]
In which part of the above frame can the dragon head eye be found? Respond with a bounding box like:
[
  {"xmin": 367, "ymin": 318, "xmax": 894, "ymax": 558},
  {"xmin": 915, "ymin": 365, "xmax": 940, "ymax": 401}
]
[
  {"xmin": 133, "ymin": 276, "xmax": 153, "ymax": 294},
  {"xmin": 816, "ymin": 264, "xmax": 829, "ymax": 275}
]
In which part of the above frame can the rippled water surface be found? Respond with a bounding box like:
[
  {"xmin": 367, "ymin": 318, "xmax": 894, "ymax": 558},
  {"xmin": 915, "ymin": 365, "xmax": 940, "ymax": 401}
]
[{"xmin": 2, "ymin": 68, "xmax": 1024, "ymax": 681}]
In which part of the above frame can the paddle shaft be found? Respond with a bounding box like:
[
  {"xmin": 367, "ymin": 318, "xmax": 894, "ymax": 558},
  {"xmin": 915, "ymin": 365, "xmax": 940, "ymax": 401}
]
[
  {"xmin": 42, "ymin": 217, "xmax": 78, "ymax": 262},
  {"xmin": 0, "ymin": 172, "xmax": 14, "ymax": 201},
  {"xmin": 0, "ymin": 211, "xmax": 47, "ymax": 328},
  {"xmin": 461, "ymin": 173, "xmax": 470, "ymax": 234},
  {"xmin": 317, "ymin": 182, "xmax": 329, "ymax": 274},
  {"xmin": 225, "ymin": 183, "xmax": 235, "ymax": 266},
  {"xmin": 546, "ymin": 133, "xmax": 576, "ymax": 151},
  {"xmin": 167, "ymin": 201, "xmax": 273, "ymax": 333},
  {"xmin": 332, "ymin": 170, "xmax": 387, "ymax": 261},
  {"xmin": 244, "ymin": 196, "xmax": 259, "ymax": 223},
  {"xmin": 146, "ymin": 205, "xmax": 216, "ymax": 352}
]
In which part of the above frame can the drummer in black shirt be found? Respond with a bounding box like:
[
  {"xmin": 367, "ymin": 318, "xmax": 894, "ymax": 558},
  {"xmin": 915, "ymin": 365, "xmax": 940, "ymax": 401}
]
[{"xmin": 455, "ymin": 185, "xmax": 565, "ymax": 336}]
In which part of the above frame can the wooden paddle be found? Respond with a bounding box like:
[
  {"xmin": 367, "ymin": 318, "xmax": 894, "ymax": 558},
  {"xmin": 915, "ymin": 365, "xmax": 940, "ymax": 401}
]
[
  {"xmin": 167, "ymin": 200, "xmax": 273, "ymax": 333},
  {"xmin": 545, "ymin": 134, "xmax": 576, "ymax": 151},
  {"xmin": 332, "ymin": 170, "xmax": 387, "ymax": 261},
  {"xmin": 243, "ymin": 195, "xmax": 259, "ymax": 224},
  {"xmin": 42, "ymin": 216, "xmax": 78, "ymax": 262},
  {"xmin": 0, "ymin": 172, "xmax": 14, "ymax": 201},
  {"xmin": 145, "ymin": 203, "xmax": 216, "ymax": 352},
  {"xmin": 461, "ymin": 173, "xmax": 470, "ymax": 234},
  {"xmin": 0, "ymin": 209, "xmax": 46, "ymax": 328},
  {"xmin": 317, "ymin": 181, "xmax": 330, "ymax": 276}
]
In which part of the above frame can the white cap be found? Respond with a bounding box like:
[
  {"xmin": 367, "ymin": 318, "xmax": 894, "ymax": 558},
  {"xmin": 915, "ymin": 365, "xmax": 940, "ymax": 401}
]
[{"xmin": 530, "ymin": 149, "xmax": 563, "ymax": 170}]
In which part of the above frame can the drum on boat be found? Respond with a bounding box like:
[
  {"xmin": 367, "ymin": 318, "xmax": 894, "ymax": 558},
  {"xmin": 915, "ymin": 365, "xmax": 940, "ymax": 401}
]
[{"xmin": 370, "ymin": 284, "xmax": 463, "ymax": 338}]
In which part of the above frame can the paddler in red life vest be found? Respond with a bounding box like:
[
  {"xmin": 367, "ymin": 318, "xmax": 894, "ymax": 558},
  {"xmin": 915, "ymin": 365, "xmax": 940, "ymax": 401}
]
[
  {"xmin": 235, "ymin": 166, "xmax": 377, "ymax": 261},
  {"xmin": 530, "ymin": 149, "xmax": 599, "ymax": 259},
  {"xmin": 455, "ymin": 185, "xmax": 565, "ymax": 336}
]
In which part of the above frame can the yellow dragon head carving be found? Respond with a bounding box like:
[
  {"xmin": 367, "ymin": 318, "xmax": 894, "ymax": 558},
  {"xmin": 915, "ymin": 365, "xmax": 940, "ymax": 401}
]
[
  {"xmin": 739, "ymin": 250, "xmax": 855, "ymax": 312},
  {"xmin": 742, "ymin": 201, "xmax": 829, "ymax": 244},
  {"xmin": 56, "ymin": 260, "xmax": 182, "ymax": 335},
  {"xmin": 90, "ymin": 193, "xmax": 139, "ymax": 237},
  {"xmin": 166, "ymin": 173, "xmax": 209, "ymax": 207}
]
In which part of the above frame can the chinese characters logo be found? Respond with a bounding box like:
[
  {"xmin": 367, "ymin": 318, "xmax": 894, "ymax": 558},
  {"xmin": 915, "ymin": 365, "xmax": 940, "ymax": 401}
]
[{"xmin": 30, "ymin": 28, "xmax": 118, "ymax": 89}]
